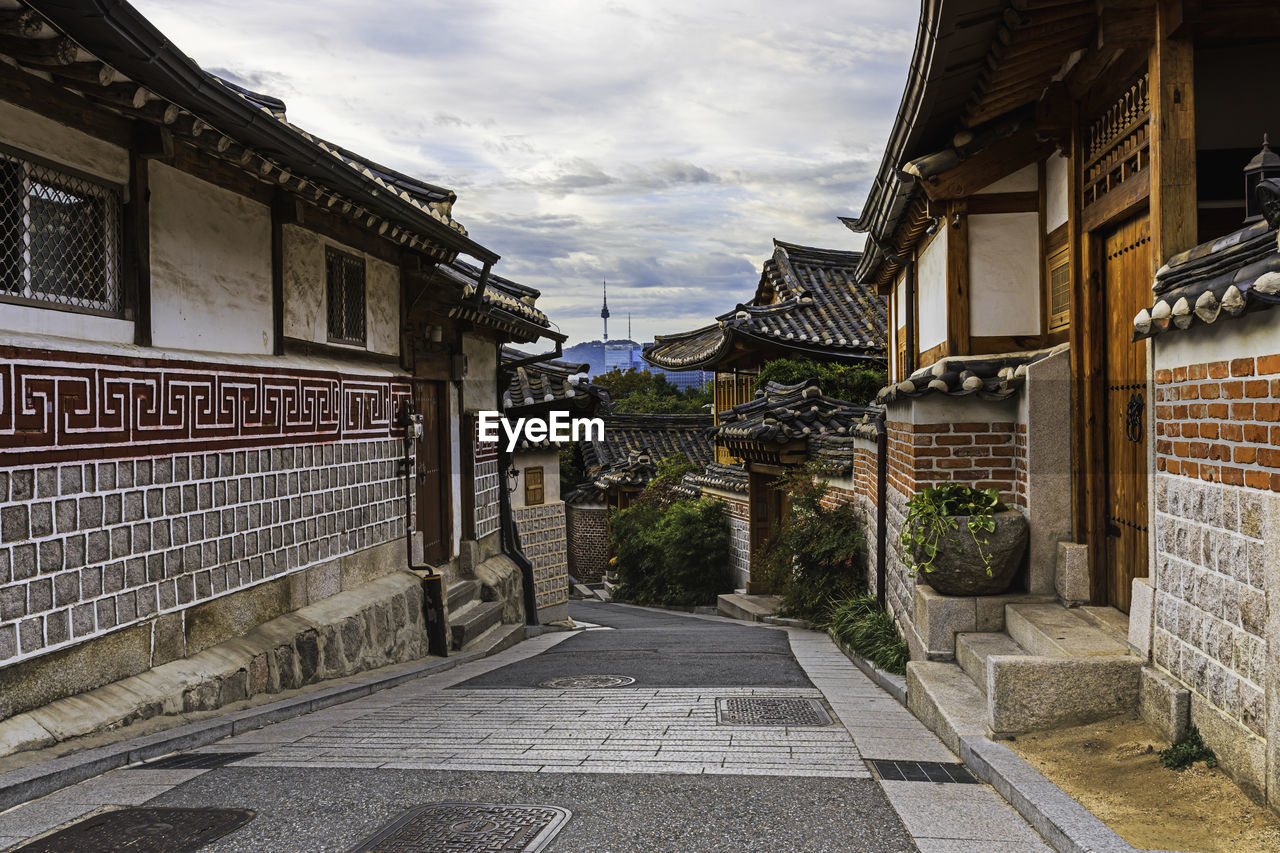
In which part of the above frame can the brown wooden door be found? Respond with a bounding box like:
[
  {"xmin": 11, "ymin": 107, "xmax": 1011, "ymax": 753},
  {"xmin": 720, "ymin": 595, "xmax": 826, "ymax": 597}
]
[
  {"xmin": 416, "ymin": 381, "xmax": 449, "ymax": 565},
  {"xmin": 1101, "ymin": 212, "xmax": 1150, "ymax": 612},
  {"xmin": 747, "ymin": 471, "xmax": 787, "ymax": 593}
]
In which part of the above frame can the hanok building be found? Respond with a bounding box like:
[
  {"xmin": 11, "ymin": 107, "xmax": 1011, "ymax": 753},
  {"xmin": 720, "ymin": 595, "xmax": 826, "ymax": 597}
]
[
  {"xmin": 644, "ymin": 239, "xmax": 887, "ymax": 592},
  {"xmin": 0, "ymin": 0, "xmax": 564, "ymax": 754},
  {"xmin": 843, "ymin": 0, "xmax": 1280, "ymax": 811},
  {"xmin": 565, "ymin": 413, "xmax": 712, "ymax": 583},
  {"xmin": 501, "ymin": 347, "xmax": 607, "ymax": 623}
]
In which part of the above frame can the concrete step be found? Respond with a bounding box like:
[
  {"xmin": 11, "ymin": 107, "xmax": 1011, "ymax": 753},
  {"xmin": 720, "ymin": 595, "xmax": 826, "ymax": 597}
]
[
  {"xmin": 905, "ymin": 660, "xmax": 990, "ymax": 754},
  {"xmin": 1075, "ymin": 605, "xmax": 1130, "ymax": 645},
  {"xmin": 716, "ymin": 593, "xmax": 781, "ymax": 622},
  {"xmin": 460, "ymin": 621, "xmax": 525, "ymax": 656},
  {"xmin": 1004, "ymin": 602, "xmax": 1130, "ymax": 658},
  {"xmin": 955, "ymin": 632, "xmax": 1026, "ymax": 697},
  {"xmin": 450, "ymin": 600, "xmax": 504, "ymax": 651},
  {"xmin": 446, "ymin": 579, "xmax": 481, "ymax": 610}
]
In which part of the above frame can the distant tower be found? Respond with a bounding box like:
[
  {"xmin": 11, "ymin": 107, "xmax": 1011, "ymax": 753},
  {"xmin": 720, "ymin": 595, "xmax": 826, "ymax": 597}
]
[
  {"xmin": 600, "ymin": 280, "xmax": 610, "ymax": 341},
  {"xmin": 628, "ymin": 313, "xmax": 632, "ymax": 341}
]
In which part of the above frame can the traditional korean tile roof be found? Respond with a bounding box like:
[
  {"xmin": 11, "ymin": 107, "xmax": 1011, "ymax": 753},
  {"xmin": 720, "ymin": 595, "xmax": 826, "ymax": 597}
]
[
  {"xmin": 501, "ymin": 347, "xmax": 609, "ymax": 413},
  {"xmin": 876, "ymin": 344, "xmax": 1068, "ymax": 403},
  {"xmin": 1133, "ymin": 213, "xmax": 1280, "ymax": 340},
  {"xmin": 581, "ymin": 413, "xmax": 714, "ymax": 472},
  {"xmin": 438, "ymin": 259, "xmax": 554, "ymax": 339},
  {"xmin": 712, "ymin": 381, "xmax": 880, "ymax": 445},
  {"xmin": 679, "ymin": 463, "xmax": 749, "ymax": 496},
  {"xmin": 643, "ymin": 240, "xmax": 886, "ymax": 370}
]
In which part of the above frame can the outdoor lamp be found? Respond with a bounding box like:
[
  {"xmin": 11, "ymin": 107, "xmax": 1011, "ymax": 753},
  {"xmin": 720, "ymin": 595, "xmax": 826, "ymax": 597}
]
[{"xmin": 1244, "ymin": 135, "xmax": 1280, "ymax": 223}]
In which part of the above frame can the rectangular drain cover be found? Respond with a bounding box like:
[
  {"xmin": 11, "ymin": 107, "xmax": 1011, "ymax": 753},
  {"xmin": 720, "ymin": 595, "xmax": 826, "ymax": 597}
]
[
  {"xmin": 716, "ymin": 697, "xmax": 833, "ymax": 727},
  {"xmin": 349, "ymin": 803, "xmax": 571, "ymax": 852},
  {"xmin": 870, "ymin": 759, "xmax": 977, "ymax": 784},
  {"xmin": 12, "ymin": 807, "xmax": 254, "ymax": 852},
  {"xmin": 141, "ymin": 751, "xmax": 261, "ymax": 770}
]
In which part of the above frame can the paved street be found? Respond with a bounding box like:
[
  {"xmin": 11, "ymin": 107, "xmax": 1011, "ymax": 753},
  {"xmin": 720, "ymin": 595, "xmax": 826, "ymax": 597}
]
[{"xmin": 0, "ymin": 603, "xmax": 1050, "ymax": 852}]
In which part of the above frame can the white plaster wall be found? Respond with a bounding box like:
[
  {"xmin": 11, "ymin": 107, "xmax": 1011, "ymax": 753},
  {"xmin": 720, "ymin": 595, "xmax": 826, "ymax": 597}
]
[
  {"xmin": 969, "ymin": 212, "xmax": 1041, "ymax": 337},
  {"xmin": 976, "ymin": 163, "xmax": 1037, "ymax": 194},
  {"xmin": 1153, "ymin": 310, "xmax": 1280, "ymax": 369},
  {"xmin": 916, "ymin": 230, "xmax": 947, "ymax": 351},
  {"xmin": 1046, "ymin": 153, "xmax": 1069, "ymax": 231},
  {"xmin": 0, "ymin": 101, "xmax": 128, "ymax": 185},
  {"xmin": 511, "ymin": 448, "xmax": 561, "ymax": 508},
  {"xmin": 281, "ymin": 225, "xmax": 400, "ymax": 356},
  {"xmin": 148, "ymin": 162, "xmax": 272, "ymax": 354},
  {"xmin": 0, "ymin": 303, "xmax": 133, "ymax": 344},
  {"xmin": 462, "ymin": 334, "xmax": 499, "ymax": 411},
  {"xmin": 894, "ymin": 274, "xmax": 907, "ymax": 329}
]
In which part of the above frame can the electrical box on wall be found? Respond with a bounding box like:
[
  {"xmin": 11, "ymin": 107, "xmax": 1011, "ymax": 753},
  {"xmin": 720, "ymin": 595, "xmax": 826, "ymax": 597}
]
[{"xmin": 450, "ymin": 353, "xmax": 467, "ymax": 381}]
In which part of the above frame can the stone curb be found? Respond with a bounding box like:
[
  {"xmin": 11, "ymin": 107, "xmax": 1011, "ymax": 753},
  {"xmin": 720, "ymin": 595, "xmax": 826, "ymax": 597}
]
[
  {"xmin": 0, "ymin": 626, "xmax": 524, "ymax": 813},
  {"xmin": 829, "ymin": 637, "xmax": 908, "ymax": 705}
]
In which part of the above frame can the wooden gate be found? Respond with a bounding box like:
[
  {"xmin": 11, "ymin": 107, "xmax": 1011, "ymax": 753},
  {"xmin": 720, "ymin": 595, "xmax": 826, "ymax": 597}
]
[
  {"xmin": 747, "ymin": 470, "xmax": 786, "ymax": 594},
  {"xmin": 1101, "ymin": 212, "xmax": 1150, "ymax": 612},
  {"xmin": 416, "ymin": 381, "xmax": 449, "ymax": 565}
]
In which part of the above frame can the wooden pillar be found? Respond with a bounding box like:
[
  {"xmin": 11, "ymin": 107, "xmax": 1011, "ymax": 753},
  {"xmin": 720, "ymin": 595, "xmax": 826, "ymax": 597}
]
[
  {"xmin": 946, "ymin": 199, "xmax": 970, "ymax": 357},
  {"xmin": 270, "ymin": 190, "xmax": 290, "ymax": 356},
  {"xmin": 1149, "ymin": 0, "xmax": 1197, "ymax": 265}
]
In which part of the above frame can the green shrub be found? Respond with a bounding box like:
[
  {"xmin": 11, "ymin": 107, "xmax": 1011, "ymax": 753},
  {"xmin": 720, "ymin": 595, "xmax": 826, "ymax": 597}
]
[
  {"xmin": 754, "ymin": 358, "xmax": 886, "ymax": 405},
  {"xmin": 1159, "ymin": 726, "xmax": 1217, "ymax": 771},
  {"xmin": 827, "ymin": 595, "xmax": 909, "ymax": 675},
  {"xmin": 901, "ymin": 483, "xmax": 1004, "ymax": 576},
  {"xmin": 758, "ymin": 467, "xmax": 867, "ymax": 625},
  {"xmin": 611, "ymin": 496, "xmax": 732, "ymax": 607}
]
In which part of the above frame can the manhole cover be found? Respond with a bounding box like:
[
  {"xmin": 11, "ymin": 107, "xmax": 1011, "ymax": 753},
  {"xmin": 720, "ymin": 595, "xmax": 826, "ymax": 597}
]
[
  {"xmin": 716, "ymin": 697, "xmax": 833, "ymax": 726},
  {"xmin": 348, "ymin": 803, "xmax": 571, "ymax": 852},
  {"xmin": 12, "ymin": 807, "xmax": 254, "ymax": 852},
  {"xmin": 141, "ymin": 751, "xmax": 260, "ymax": 769},
  {"xmin": 869, "ymin": 759, "xmax": 977, "ymax": 784},
  {"xmin": 538, "ymin": 675, "xmax": 635, "ymax": 689}
]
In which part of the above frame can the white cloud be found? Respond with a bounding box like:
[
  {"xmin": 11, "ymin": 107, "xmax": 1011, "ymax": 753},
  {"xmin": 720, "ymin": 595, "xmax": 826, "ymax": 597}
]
[{"xmin": 133, "ymin": 0, "xmax": 915, "ymax": 344}]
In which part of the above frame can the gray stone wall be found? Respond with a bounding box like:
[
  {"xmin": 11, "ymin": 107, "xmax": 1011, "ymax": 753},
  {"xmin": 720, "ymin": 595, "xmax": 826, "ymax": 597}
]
[
  {"xmin": 0, "ymin": 438, "xmax": 405, "ymax": 670},
  {"xmin": 514, "ymin": 500, "xmax": 569, "ymax": 616}
]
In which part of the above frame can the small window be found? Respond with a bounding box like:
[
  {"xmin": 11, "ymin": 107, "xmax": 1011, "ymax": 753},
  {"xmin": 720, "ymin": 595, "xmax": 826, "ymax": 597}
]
[
  {"xmin": 1046, "ymin": 226, "xmax": 1070, "ymax": 332},
  {"xmin": 524, "ymin": 466, "xmax": 544, "ymax": 506},
  {"xmin": 326, "ymin": 246, "xmax": 366, "ymax": 345},
  {"xmin": 1, "ymin": 146, "xmax": 122, "ymax": 315}
]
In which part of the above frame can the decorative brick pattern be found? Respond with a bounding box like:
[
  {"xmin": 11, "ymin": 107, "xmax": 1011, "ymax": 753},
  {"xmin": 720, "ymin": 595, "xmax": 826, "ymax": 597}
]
[
  {"xmin": 1153, "ymin": 355, "xmax": 1280, "ymax": 491},
  {"xmin": 472, "ymin": 425, "xmax": 501, "ymax": 540},
  {"xmin": 1152, "ymin": 475, "xmax": 1267, "ymax": 736},
  {"xmin": 724, "ymin": 497, "xmax": 750, "ymax": 590},
  {"xmin": 513, "ymin": 501, "xmax": 569, "ymax": 612},
  {"xmin": 0, "ymin": 438, "xmax": 406, "ymax": 666},
  {"xmin": 566, "ymin": 503, "xmax": 608, "ymax": 583}
]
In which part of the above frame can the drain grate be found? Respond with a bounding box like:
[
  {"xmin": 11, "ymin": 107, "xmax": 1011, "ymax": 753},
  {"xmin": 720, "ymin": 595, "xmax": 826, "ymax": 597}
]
[
  {"xmin": 348, "ymin": 803, "xmax": 571, "ymax": 852},
  {"xmin": 140, "ymin": 751, "xmax": 261, "ymax": 770},
  {"xmin": 538, "ymin": 675, "xmax": 635, "ymax": 689},
  {"xmin": 12, "ymin": 807, "xmax": 254, "ymax": 852},
  {"xmin": 716, "ymin": 697, "xmax": 833, "ymax": 727},
  {"xmin": 869, "ymin": 759, "xmax": 978, "ymax": 784}
]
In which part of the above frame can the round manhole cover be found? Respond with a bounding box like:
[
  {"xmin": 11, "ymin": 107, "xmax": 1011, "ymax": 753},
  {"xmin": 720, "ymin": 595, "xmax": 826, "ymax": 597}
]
[{"xmin": 539, "ymin": 675, "xmax": 636, "ymax": 689}]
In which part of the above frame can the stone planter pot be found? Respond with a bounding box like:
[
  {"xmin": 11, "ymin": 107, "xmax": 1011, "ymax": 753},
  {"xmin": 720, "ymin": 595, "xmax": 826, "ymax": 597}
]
[{"xmin": 913, "ymin": 510, "xmax": 1028, "ymax": 596}]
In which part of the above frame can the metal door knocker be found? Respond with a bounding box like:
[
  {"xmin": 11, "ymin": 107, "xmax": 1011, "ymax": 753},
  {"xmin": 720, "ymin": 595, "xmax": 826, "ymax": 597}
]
[{"xmin": 1125, "ymin": 391, "xmax": 1145, "ymax": 443}]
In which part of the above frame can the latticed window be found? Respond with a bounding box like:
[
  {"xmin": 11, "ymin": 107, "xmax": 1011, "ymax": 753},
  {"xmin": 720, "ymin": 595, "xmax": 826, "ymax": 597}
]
[
  {"xmin": 1046, "ymin": 228, "xmax": 1070, "ymax": 332},
  {"xmin": 325, "ymin": 246, "xmax": 366, "ymax": 345},
  {"xmin": 0, "ymin": 147, "xmax": 123, "ymax": 315}
]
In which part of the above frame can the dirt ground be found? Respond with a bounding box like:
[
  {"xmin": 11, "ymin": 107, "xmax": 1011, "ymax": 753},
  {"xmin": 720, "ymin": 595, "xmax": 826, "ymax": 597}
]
[{"xmin": 1009, "ymin": 717, "xmax": 1280, "ymax": 852}]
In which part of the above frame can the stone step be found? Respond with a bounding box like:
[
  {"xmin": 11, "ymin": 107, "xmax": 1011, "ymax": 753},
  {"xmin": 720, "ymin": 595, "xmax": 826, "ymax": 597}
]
[
  {"xmin": 449, "ymin": 600, "xmax": 504, "ymax": 651},
  {"xmin": 905, "ymin": 660, "xmax": 990, "ymax": 754},
  {"xmin": 1004, "ymin": 602, "xmax": 1130, "ymax": 658},
  {"xmin": 716, "ymin": 593, "xmax": 780, "ymax": 622},
  {"xmin": 446, "ymin": 579, "xmax": 482, "ymax": 610},
  {"xmin": 1075, "ymin": 605, "xmax": 1130, "ymax": 645},
  {"xmin": 955, "ymin": 632, "xmax": 1026, "ymax": 696},
  {"xmin": 987, "ymin": 653, "xmax": 1143, "ymax": 736},
  {"xmin": 460, "ymin": 621, "xmax": 525, "ymax": 656}
]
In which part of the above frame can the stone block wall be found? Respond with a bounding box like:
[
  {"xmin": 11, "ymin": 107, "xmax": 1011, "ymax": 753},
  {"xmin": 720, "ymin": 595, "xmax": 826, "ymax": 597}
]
[
  {"xmin": 722, "ymin": 496, "xmax": 750, "ymax": 590},
  {"xmin": 566, "ymin": 502, "xmax": 608, "ymax": 583},
  {"xmin": 472, "ymin": 424, "xmax": 501, "ymax": 541},
  {"xmin": 514, "ymin": 501, "xmax": 569, "ymax": 617}
]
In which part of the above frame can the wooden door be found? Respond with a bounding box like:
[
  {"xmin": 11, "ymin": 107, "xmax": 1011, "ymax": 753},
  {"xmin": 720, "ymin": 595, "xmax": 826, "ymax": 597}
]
[
  {"xmin": 1101, "ymin": 212, "xmax": 1150, "ymax": 612},
  {"xmin": 747, "ymin": 471, "xmax": 787, "ymax": 593},
  {"xmin": 416, "ymin": 381, "xmax": 449, "ymax": 565}
]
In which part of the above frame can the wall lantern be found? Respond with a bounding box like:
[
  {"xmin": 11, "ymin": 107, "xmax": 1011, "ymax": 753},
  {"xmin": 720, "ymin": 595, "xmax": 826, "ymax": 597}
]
[{"xmin": 1244, "ymin": 135, "xmax": 1280, "ymax": 224}]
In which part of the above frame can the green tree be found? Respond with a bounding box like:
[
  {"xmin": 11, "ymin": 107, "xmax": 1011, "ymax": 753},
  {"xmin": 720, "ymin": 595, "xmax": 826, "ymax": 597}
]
[
  {"xmin": 754, "ymin": 358, "xmax": 886, "ymax": 405},
  {"xmin": 596, "ymin": 368, "xmax": 712, "ymax": 415}
]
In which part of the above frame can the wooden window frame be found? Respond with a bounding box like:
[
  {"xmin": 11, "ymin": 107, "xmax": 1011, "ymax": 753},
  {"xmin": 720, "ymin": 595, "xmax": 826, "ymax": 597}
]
[
  {"xmin": 1046, "ymin": 223, "xmax": 1071, "ymax": 332},
  {"xmin": 325, "ymin": 245, "xmax": 367, "ymax": 346},
  {"xmin": 524, "ymin": 466, "xmax": 545, "ymax": 506}
]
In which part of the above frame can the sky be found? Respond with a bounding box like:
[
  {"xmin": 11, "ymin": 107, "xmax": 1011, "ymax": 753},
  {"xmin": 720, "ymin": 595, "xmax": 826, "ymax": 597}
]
[{"xmin": 132, "ymin": 0, "xmax": 917, "ymax": 346}]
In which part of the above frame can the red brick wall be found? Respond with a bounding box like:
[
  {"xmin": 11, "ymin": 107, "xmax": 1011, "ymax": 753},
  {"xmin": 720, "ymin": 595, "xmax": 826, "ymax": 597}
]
[
  {"xmin": 886, "ymin": 420, "xmax": 1022, "ymax": 508},
  {"xmin": 566, "ymin": 503, "xmax": 609, "ymax": 582},
  {"xmin": 1154, "ymin": 355, "xmax": 1280, "ymax": 491}
]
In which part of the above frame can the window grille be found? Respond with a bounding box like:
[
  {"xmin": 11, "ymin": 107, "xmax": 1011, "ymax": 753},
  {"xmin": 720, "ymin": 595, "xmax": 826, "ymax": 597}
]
[
  {"xmin": 1046, "ymin": 230, "xmax": 1070, "ymax": 332},
  {"xmin": 0, "ymin": 147, "xmax": 123, "ymax": 315},
  {"xmin": 525, "ymin": 466, "xmax": 544, "ymax": 506},
  {"xmin": 326, "ymin": 246, "xmax": 366, "ymax": 345}
]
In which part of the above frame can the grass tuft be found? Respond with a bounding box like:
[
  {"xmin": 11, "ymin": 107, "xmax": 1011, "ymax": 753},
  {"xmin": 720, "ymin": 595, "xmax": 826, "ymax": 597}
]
[
  {"xmin": 827, "ymin": 595, "xmax": 910, "ymax": 676},
  {"xmin": 1159, "ymin": 725, "xmax": 1218, "ymax": 771}
]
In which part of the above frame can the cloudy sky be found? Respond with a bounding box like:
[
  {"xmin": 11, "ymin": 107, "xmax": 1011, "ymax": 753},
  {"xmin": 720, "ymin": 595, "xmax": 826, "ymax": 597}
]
[{"xmin": 133, "ymin": 0, "xmax": 917, "ymax": 345}]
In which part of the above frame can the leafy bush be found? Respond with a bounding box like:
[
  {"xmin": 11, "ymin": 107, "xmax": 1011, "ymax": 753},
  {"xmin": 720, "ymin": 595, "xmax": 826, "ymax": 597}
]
[
  {"xmin": 754, "ymin": 358, "xmax": 886, "ymax": 405},
  {"xmin": 1159, "ymin": 726, "xmax": 1218, "ymax": 771},
  {"xmin": 611, "ymin": 496, "xmax": 732, "ymax": 607},
  {"xmin": 758, "ymin": 467, "xmax": 868, "ymax": 624},
  {"xmin": 633, "ymin": 454, "xmax": 699, "ymax": 511},
  {"xmin": 596, "ymin": 367, "xmax": 712, "ymax": 414},
  {"xmin": 827, "ymin": 595, "xmax": 910, "ymax": 675},
  {"xmin": 901, "ymin": 484, "xmax": 1004, "ymax": 576}
]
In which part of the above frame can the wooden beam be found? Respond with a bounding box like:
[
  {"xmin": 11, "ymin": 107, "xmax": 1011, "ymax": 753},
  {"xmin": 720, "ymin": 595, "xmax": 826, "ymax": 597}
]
[
  {"xmin": 967, "ymin": 191, "xmax": 1039, "ymax": 214},
  {"xmin": 271, "ymin": 190, "xmax": 289, "ymax": 357},
  {"xmin": 921, "ymin": 129, "xmax": 1053, "ymax": 200},
  {"xmin": 0, "ymin": 34, "xmax": 78, "ymax": 65},
  {"xmin": 1148, "ymin": 0, "xmax": 1197, "ymax": 265},
  {"xmin": 0, "ymin": 60, "xmax": 132, "ymax": 146},
  {"xmin": 126, "ymin": 144, "xmax": 151, "ymax": 347},
  {"xmin": 946, "ymin": 199, "xmax": 971, "ymax": 358},
  {"xmin": 0, "ymin": 9, "xmax": 51, "ymax": 38}
]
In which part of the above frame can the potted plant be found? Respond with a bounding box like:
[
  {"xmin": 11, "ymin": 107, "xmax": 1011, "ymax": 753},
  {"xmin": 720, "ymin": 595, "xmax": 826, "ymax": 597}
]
[{"xmin": 900, "ymin": 484, "xmax": 1027, "ymax": 596}]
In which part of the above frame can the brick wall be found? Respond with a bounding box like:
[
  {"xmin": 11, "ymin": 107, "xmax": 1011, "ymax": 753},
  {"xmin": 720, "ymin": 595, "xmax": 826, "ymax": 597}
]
[
  {"xmin": 0, "ymin": 347, "xmax": 410, "ymax": 669},
  {"xmin": 566, "ymin": 503, "xmax": 608, "ymax": 583},
  {"xmin": 1154, "ymin": 356, "xmax": 1280, "ymax": 490},
  {"xmin": 472, "ymin": 423, "xmax": 501, "ymax": 540},
  {"xmin": 886, "ymin": 420, "xmax": 1021, "ymax": 508},
  {"xmin": 513, "ymin": 501, "xmax": 569, "ymax": 614}
]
